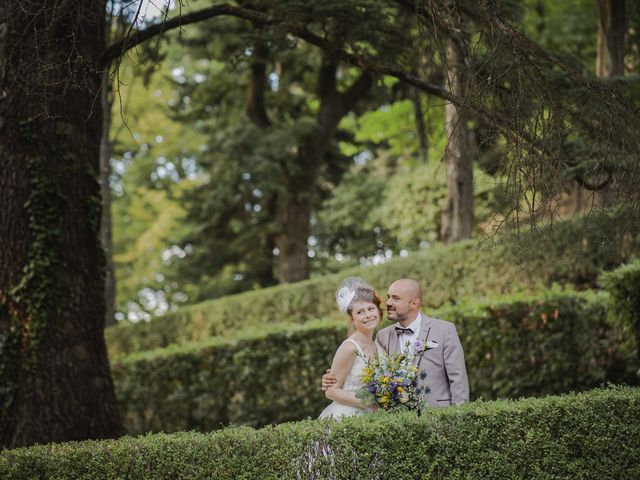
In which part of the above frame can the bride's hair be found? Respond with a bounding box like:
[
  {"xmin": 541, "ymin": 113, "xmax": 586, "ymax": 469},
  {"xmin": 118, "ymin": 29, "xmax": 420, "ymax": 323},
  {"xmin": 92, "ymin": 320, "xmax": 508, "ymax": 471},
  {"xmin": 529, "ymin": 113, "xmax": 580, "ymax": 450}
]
[
  {"xmin": 335, "ymin": 277, "xmax": 383, "ymax": 333},
  {"xmin": 346, "ymin": 287, "xmax": 383, "ymax": 334},
  {"xmin": 346, "ymin": 287, "xmax": 382, "ymax": 317}
]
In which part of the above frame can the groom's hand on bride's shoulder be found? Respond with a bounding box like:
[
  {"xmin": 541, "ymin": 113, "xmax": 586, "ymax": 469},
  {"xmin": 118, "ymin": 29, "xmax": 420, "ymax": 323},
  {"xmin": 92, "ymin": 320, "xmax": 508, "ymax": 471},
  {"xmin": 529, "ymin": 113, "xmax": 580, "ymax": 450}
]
[{"xmin": 321, "ymin": 369, "xmax": 337, "ymax": 391}]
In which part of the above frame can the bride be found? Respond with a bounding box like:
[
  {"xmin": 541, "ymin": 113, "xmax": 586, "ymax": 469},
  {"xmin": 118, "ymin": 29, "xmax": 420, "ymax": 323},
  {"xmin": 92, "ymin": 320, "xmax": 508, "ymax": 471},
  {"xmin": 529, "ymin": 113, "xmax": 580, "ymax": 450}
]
[{"xmin": 319, "ymin": 277, "xmax": 381, "ymax": 419}]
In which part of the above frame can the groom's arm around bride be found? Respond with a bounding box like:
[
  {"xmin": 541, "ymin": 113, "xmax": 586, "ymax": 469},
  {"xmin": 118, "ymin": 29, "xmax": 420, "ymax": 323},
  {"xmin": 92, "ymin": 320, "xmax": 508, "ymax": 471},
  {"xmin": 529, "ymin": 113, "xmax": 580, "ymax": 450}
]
[{"xmin": 324, "ymin": 278, "xmax": 469, "ymax": 407}]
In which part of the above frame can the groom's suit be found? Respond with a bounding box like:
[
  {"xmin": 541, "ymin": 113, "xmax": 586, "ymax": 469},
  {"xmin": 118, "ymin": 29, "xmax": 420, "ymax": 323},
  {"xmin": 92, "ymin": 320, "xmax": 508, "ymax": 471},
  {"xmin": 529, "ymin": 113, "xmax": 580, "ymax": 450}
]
[{"xmin": 375, "ymin": 313, "xmax": 469, "ymax": 407}]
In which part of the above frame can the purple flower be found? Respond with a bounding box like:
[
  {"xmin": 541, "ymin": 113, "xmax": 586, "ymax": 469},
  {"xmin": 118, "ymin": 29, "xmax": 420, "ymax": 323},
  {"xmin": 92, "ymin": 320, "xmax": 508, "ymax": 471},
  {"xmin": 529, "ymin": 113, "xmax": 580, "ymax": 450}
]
[{"xmin": 413, "ymin": 340, "xmax": 425, "ymax": 354}]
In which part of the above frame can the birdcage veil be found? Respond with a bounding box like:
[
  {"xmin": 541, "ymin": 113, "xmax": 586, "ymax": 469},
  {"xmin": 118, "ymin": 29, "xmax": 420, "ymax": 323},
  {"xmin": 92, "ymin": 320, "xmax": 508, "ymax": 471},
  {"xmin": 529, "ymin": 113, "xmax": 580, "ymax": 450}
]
[{"xmin": 335, "ymin": 277, "xmax": 376, "ymax": 313}]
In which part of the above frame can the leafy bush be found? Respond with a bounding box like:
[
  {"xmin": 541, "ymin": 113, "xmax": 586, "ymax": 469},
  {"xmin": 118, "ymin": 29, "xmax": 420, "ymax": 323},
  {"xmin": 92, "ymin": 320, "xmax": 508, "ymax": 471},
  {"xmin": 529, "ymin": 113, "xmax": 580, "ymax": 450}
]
[
  {"xmin": 2, "ymin": 387, "xmax": 639, "ymax": 480},
  {"xmin": 600, "ymin": 258, "xmax": 640, "ymax": 375},
  {"xmin": 106, "ymin": 209, "xmax": 640, "ymax": 357},
  {"xmin": 111, "ymin": 291, "xmax": 635, "ymax": 434},
  {"xmin": 439, "ymin": 289, "xmax": 636, "ymax": 398},
  {"xmin": 111, "ymin": 321, "xmax": 345, "ymax": 434}
]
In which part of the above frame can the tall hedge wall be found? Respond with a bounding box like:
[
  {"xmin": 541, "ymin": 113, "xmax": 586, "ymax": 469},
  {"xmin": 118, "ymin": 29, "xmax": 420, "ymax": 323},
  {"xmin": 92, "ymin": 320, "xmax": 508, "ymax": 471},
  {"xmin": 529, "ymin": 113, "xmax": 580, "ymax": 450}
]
[
  {"xmin": 600, "ymin": 258, "xmax": 640, "ymax": 371},
  {"xmin": 106, "ymin": 209, "xmax": 640, "ymax": 357},
  {"xmin": 111, "ymin": 291, "xmax": 636, "ymax": 435},
  {"xmin": 2, "ymin": 387, "xmax": 639, "ymax": 480},
  {"xmin": 112, "ymin": 321, "xmax": 345, "ymax": 434},
  {"xmin": 436, "ymin": 289, "xmax": 637, "ymax": 398}
]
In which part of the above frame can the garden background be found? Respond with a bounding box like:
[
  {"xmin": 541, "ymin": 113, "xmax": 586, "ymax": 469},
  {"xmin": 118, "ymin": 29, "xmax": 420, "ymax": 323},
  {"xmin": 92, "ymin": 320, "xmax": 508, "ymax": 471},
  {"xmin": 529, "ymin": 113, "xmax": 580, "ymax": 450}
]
[{"xmin": 1, "ymin": 0, "xmax": 640, "ymax": 478}]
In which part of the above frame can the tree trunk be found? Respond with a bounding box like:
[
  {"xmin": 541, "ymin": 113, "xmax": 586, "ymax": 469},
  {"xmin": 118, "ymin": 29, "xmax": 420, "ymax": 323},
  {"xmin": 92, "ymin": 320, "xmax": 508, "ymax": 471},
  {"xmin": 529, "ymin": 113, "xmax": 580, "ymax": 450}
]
[
  {"xmin": 597, "ymin": 0, "xmax": 627, "ymax": 77},
  {"xmin": 411, "ymin": 87, "xmax": 429, "ymax": 162},
  {"xmin": 0, "ymin": 1, "xmax": 125, "ymax": 448},
  {"xmin": 101, "ymin": 67, "xmax": 117, "ymax": 327},
  {"xmin": 245, "ymin": 43, "xmax": 271, "ymax": 128},
  {"xmin": 275, "ymin": 59, "xmax": 372, "ymax": 283},
  {"xmin": 594, "ymin": 0, "xmax": 626, "ymax": 207},
  {"xmin": 440, "ymin": 36, "xmax": 474, "ymax": 244},
  {"xmin": 275, "ymin": 169, "xmax": 316, "ymax": 282}
]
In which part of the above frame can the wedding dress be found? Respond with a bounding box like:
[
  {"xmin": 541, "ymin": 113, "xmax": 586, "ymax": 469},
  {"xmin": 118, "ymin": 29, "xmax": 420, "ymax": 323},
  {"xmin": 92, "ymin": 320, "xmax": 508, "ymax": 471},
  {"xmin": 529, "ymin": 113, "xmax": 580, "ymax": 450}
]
[{"xmin": 318, "ymin": 338, "xmax": 368, "ymax": 419}]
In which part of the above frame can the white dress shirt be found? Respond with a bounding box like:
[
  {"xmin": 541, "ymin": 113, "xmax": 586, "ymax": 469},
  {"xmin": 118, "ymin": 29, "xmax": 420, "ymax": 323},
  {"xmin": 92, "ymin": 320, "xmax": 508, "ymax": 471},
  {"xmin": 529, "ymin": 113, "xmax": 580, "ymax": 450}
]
[{"xmin": 396, "ymin": 313, "xmax": 422, "ymax": 352}]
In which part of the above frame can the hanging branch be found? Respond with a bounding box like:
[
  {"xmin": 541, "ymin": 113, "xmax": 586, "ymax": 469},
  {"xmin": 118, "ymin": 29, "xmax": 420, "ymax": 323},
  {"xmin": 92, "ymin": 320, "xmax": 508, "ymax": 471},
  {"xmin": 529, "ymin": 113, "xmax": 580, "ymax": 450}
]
[{"xmin": 102, "ymin": 0, "xmax": 640, "ymax": 219}]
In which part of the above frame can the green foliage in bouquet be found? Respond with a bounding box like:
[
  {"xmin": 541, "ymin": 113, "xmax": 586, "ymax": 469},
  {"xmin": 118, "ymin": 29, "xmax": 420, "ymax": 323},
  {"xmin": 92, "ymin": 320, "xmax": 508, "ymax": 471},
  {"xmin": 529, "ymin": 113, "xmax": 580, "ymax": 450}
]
[
  {"xmin": 2, "ymin": 387, "xmax": 639, "ymax": 480},
  {"xmin": 356, "ymin": 345, "xmax": 428, "ymax": 411}
]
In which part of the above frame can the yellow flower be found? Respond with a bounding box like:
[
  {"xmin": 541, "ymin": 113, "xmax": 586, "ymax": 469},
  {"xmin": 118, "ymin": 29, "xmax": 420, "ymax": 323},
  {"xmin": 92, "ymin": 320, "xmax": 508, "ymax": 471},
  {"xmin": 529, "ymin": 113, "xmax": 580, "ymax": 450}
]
[{"xmin": 397, "ymin": 386, "xmax": 404, "ymax": 393}]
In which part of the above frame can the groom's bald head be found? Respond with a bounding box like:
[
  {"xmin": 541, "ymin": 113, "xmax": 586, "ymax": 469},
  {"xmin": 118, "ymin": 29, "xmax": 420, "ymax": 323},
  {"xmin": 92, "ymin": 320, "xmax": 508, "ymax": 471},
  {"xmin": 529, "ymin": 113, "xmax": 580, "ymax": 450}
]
[
  {"xmin": 392, "ymin": 279, "xmax": 422, "ymax": 301},
  {"xmin": 386, "ymin": 278, "xmax": 422, "ymax": 325}
]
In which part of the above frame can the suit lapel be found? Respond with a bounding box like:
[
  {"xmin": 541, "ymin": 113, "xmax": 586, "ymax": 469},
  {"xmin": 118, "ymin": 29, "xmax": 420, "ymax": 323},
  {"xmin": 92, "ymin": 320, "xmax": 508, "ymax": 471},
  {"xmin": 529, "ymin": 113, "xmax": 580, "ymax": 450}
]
[
  {"xmin": 389, "ymin": 325, "xmax": 400, "ymax": 354},
  {"xmin": 414, "ymin": 313, "xmax": 432, "ymax": 367}
]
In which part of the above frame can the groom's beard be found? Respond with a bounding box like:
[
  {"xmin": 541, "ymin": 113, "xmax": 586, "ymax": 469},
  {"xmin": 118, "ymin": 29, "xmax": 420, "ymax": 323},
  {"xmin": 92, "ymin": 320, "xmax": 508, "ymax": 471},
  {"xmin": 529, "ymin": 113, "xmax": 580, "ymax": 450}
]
[{"xmin": 387, "ymin": 309, "xmax": 407, "ymax": 322}]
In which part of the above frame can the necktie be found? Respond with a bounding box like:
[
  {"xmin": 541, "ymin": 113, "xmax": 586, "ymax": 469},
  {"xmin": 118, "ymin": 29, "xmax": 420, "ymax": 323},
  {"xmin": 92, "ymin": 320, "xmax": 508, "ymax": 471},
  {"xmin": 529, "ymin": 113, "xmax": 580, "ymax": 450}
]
[{"xmin": 395, "ymin": 327, "xmax": 414, "ymax": 335}]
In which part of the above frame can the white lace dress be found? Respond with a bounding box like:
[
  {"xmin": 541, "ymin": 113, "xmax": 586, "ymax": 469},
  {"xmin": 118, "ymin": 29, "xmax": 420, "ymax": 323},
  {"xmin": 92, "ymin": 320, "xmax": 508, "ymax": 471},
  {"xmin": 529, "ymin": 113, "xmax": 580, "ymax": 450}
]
[{"xmin": 318, "ymin": 338, "xmax": 368, "ymax": 419}]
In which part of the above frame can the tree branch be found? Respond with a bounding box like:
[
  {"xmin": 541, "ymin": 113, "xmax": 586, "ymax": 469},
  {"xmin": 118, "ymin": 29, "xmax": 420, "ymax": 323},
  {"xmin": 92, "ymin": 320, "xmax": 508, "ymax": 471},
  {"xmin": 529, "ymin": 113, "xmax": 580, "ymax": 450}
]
[
  {"xmin": 245, "ymin": 42, "xmax": 271, "ymax": 128},
  {"xmin": 342, "ymin": 70, "xmax": 373, "ymax": 112},
  {"xmin": 102, "ymin": 3, "xmax": 449, "ymax": 96},
  {"xmin": 100, "ymin": 3, "xmax": 275, "ymax": 66},
  {"xmin": 101, "ymin": 1, "xmax": 546, "ymax": 158}
]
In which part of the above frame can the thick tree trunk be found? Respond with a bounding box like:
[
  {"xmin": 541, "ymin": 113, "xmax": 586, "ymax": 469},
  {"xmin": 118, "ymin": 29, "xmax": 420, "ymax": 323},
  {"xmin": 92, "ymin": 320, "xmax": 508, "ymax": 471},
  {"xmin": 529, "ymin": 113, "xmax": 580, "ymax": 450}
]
[
  {"xmin": 0, "ymin": 1, "xmax": 125, "ymax": 448},
  {"xmin": 275, "ymin": 172, "xmax": 316, "ymax": 283},
  {"xmin": 594, "ymin": 0, "xmax": 626, "ymax": 207},
  {"xmin": 597, "ymin": 0, "xmax": 626, "ymax": 77},
  {"xmin": 275, "ymin": 59, "xmax": 372, "ymax": 283},
  {"xmin": 243, "ymin": 42, "xmax": 278, "ymax": 287},
  {"xmin": 101, "ymin": 68, "xmax": 117, "ymax": 327},
  {"xmin": 440, "ymin": 36, "xmax": 474, "ymax": 244}
]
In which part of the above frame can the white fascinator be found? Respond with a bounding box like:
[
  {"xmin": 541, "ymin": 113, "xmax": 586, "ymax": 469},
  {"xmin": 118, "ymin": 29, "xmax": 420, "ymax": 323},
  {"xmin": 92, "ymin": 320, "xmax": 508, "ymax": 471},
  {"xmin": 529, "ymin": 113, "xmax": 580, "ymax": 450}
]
[{"xmin": 335, "ymin": 277, "xmax": 376, "ymax": 313}]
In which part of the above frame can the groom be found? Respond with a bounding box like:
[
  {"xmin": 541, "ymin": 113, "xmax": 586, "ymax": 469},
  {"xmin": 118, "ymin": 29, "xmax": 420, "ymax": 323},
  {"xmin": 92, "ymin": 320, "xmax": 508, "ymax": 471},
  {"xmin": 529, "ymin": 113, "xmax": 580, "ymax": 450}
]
[{"xmin": 322, "ymin": 278, "xmax": 469, "ymax": 407}]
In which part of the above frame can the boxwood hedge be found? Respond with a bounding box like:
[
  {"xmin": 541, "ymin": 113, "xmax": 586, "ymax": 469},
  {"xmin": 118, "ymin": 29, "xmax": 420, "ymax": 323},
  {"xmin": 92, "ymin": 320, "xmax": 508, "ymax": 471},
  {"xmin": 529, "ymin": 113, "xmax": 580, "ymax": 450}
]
[
  {"xmin": 600, "ymin": 258, "xmax": 640, "ymax": 373},
  {"xmin": 106, "ymin": 209, "xmax": 640, "ymax": 357},
  {"xmin": 2, "ymin": 387, "xmax": 638, "ymax": 480},
  {"xmin": 111, "ymin": 290, "xmax": 636, "ymax": 435}
]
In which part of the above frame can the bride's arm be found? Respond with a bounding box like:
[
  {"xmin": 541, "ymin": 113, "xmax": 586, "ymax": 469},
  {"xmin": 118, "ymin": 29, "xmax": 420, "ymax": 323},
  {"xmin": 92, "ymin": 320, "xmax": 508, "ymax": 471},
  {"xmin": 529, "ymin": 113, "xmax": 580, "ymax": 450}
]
[{"xmin": 324, "ymin": 342, "xmax": 365, "ymax": 408}]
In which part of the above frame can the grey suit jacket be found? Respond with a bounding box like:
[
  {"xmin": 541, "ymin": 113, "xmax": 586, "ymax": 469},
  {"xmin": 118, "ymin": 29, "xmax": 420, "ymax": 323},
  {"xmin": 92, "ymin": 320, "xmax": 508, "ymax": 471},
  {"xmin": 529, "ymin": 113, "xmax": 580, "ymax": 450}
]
[{"xmin": 375, "ymin": 313, "xmax": 469, "ymax": 407}]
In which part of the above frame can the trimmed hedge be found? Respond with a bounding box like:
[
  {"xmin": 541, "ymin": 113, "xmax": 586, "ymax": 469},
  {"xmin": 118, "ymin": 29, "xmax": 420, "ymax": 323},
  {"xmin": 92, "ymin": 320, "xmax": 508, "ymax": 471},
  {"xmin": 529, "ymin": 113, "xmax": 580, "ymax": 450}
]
[
  {"xmin": 111, "ymin": 290, "xmax": 636, "ymax": 435},
  {"xmin": 106, "ymin": 209, "xmax": 640, "ymax": 357},
  {"xmin": 2, "ymin": 387, "xmax": 639, "ymax": 480},
  {"xmin": 601, "ymin": 258, "xmax": 640, "ymax": 375},
  {"xmin": 112, "ymin": 321, "xmax": 345, "ymax": 434},
  {"xmin": 437, "ymin": 289, "xmax": 636, "ymax": 399}
]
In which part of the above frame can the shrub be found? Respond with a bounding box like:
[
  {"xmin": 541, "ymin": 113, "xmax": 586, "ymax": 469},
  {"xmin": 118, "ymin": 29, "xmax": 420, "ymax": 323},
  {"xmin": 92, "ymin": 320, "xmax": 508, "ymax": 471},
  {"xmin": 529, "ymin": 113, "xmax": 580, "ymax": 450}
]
[
  {"xmin": 111, "ymin": 290, "xmax": 635, "ymax": 435},
  {"xmin": 439, "ymin": 289, "xmax": 636, "ymax": 399},
  {"xmin": 1, "ymin": 387, "xmax": 639, "ymax": 480},
  {"xmin": 111, "ymin": 321, "xmax": 346, "ymax": 434},
  {"xmin": 106, "ymin": 209, "xmax": 640, "ymax": 357},
  {"xmin": 600, "ymin": 258, "xmax": 640, "ymax": 376}
]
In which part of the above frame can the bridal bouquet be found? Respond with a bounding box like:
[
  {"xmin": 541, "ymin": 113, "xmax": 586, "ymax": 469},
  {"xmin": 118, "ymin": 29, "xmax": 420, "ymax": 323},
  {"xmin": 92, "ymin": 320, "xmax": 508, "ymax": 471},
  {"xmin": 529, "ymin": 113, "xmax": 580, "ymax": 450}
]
[{"xmin": 356, "ymin": 341, "xmax": 428, "ymax": 412}]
